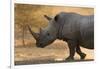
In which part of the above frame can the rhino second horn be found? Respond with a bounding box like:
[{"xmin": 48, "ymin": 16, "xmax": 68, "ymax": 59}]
[
  {"xmin": 40, "ymin": 28, "xmax": 43, "ymax": 34},
  {"xmin": 44, "ymin": 15, "xmax": 52, "ymax": 21}
]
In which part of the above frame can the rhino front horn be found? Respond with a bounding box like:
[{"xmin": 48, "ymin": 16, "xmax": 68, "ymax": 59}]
[
  {"xmin": 32, "ymin": 32, "xmax": 39, "ymax": 40},
  {"xmin": 27, "ymin": 25, "xmax": 39, "ymax": 40},
  {"xmin": 44, "ymin": 15, "xmax": 52, "ymax": 21}
]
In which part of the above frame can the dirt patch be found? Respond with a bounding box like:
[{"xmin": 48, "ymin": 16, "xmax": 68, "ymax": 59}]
[{"xmin": 15, "ymin": 40, "xmax": 94, "ymax": 65}]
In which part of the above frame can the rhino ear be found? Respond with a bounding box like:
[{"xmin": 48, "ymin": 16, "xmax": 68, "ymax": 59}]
[
  {"xmin": 27, "ymin": 25, "xmax": 39, "ymax": 40},
  {"xmin": 54, "ymin": 15, "xmax": 59, "ymax": 22},
  {"xmin": 44, "ymin": 15, "xmax": 52, "ymax": 21}
]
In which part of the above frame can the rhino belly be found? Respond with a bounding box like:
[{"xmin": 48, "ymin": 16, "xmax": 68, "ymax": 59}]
[{"xmin": 80, "ymin": 39, "xmax": 94, "ymax": 49}]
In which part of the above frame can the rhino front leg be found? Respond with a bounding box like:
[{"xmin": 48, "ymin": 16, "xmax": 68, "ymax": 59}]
[
  {"xmin": 76, "ymin": 46, "xmax": 86, "ymax": 59},
  {"xmin": 66, "ymin": 40, "xmax": 77, "ymax": 60}
]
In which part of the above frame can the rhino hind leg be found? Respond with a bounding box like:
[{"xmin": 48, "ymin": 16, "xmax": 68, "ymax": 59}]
[
  {"xmin": 66, "ymin": 40, "xmax": 86, "ymax": 61},
  {"xmin": 76, "ymin": 46, "xmax": 86, "ymax": 59}
]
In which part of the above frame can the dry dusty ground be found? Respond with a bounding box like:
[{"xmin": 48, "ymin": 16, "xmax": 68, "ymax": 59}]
[{"xmin": 15, "ymin": 39, "xmax": 94, "ymax": 65}]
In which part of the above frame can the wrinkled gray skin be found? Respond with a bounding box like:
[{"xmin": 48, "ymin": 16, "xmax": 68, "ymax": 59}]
[{"xmin": 27, "ymin": 12, "xmax": 94, "ymax": 60}]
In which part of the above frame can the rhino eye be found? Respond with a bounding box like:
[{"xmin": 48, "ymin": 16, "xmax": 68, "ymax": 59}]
[{"xmin": 47, "ymin": 33, "xmax": 50, "ymax": 36}]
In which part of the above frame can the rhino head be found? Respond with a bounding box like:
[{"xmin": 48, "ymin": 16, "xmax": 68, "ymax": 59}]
[{"xmin": 28, "ymin": 15, "xmax": 58, "ymax": 48}]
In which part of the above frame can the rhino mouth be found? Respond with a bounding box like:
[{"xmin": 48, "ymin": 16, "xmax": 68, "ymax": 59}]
[
  {"xmin": 36, "ymin": 40, "xmax": 55, "ymax": 48},
  {"xmin": 37, "ymin": 45, "xmax": 45, "ymax": 48},
  {"xmin": 36, "ymin": 43, "xmax": 46, "ymax": 48}
]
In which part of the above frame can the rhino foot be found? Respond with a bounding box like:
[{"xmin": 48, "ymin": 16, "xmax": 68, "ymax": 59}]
[
  {"xmin": 65, "ymin": 56, "xmax": 74, "ymax": 61},
  {"xmin": 80, "ymin": 53, "xmax": 86, "ymax": 59}
]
